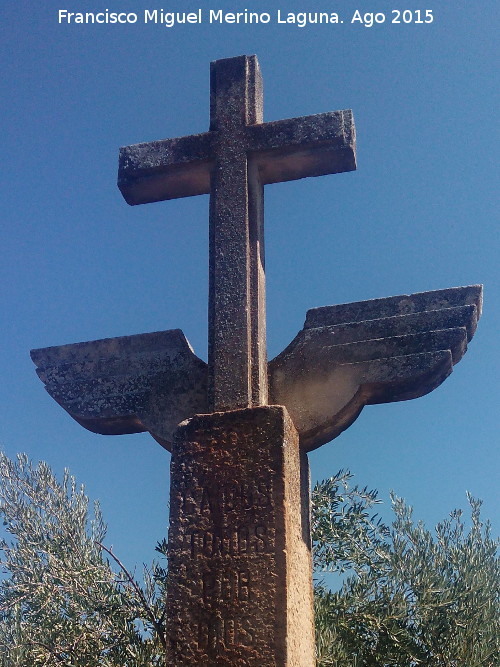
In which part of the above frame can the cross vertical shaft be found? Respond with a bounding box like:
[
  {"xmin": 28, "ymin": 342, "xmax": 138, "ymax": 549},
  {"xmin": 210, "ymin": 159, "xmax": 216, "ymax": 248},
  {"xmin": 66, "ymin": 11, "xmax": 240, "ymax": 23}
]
[
  {"xmin": 116, "ymin": 53, "xmax": 357, "ymax": 418},
  {"xmin": 208, "ymin": 56, "xmax": 267, "ymax": 412}
]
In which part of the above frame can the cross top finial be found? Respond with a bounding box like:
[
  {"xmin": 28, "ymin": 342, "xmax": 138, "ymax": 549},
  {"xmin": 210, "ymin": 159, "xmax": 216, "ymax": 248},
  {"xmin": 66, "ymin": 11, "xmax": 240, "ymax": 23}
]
[{"xmin": 209, "ymin": 55, "xmax": 263, "ymax": 130}]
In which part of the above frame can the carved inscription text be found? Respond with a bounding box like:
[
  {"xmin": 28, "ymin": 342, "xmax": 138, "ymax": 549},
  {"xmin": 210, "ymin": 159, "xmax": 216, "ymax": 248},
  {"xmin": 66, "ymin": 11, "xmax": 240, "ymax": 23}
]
[{"xmin": 165, "ymin": 406, "xmax": 311, "ymax": 666}]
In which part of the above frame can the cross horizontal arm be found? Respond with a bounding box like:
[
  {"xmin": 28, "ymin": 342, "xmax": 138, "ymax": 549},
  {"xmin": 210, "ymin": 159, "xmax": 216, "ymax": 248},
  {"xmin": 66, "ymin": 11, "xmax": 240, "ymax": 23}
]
[
  {"xmin": 118, "ymin": 132, "xmax": 213, "ymax": 205},
  {"xmin": 248, "ymin": 110, "xmax": 356, "ymax": 185},
  {"xmin": 118, "ymin": 109, "xmax": 356, "ymax": 205}
]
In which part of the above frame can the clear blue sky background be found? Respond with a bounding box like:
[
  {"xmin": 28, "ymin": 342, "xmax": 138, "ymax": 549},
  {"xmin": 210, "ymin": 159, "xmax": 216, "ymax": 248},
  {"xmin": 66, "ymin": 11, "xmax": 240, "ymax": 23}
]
[{"xmin": 1, "ymin": 0, "xmax": 498, "ymax": 571}]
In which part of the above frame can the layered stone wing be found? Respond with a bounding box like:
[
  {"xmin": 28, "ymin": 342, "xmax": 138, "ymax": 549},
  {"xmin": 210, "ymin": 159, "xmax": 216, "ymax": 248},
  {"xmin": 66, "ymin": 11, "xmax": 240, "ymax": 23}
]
[
  {"xmin": 269, "ymin": 285, "xmax": 482, "ymax": 452},
  {"xmin": 30, "ymin": 329, "xmax": 208, "ymax": 451}
]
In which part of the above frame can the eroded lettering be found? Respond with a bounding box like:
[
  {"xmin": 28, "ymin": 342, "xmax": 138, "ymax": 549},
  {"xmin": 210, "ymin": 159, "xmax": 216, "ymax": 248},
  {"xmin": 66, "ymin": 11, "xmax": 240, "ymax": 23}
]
[
  {"xmin": 185, "ymin": 524, "xmax": 272, "ymax": 558},
  {"xmin": 197, "ymin": 616, "xmax": 255, "ymax": 651},
  {"xmin": 202, "ymin": 569, "xmax": 251, "ymax": 603}
]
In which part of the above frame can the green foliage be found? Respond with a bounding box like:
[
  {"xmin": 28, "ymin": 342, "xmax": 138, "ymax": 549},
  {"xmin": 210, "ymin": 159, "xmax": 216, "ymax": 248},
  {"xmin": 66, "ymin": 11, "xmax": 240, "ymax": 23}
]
[
  {"xmin": 312, "ymin": 471, "xmax": 500, "ymax": 666},
  {"xmin": 0, "ymin": 452, "xmax": 165, "ymax": 666},
  {"xmin": 1, "ymin": 455, "xmax": 498, "ymax": 666}
]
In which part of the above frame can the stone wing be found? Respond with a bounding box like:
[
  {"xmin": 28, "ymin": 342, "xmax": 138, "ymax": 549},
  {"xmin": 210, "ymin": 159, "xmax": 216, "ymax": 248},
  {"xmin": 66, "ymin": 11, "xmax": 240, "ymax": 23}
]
[
  {"xmin": 31, "ymin": 329, "xmax": 208, "ymax": 451},
  {"xmin": 269, "ymin": 285, "xmax": 482, "ymax": 452}
]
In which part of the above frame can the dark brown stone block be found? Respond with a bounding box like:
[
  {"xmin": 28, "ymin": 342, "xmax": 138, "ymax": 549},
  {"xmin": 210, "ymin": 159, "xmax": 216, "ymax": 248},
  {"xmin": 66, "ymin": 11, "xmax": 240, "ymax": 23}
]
[{"xmin": 166, "ymin": 406, "xmax": 315, "ymax": 666}]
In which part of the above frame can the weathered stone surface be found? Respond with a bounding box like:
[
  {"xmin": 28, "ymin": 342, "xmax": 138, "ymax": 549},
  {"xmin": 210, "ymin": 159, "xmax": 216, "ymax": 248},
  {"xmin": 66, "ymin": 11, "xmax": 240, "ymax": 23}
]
[
  {"xmin": 269, "ymin": 285, "xmax": 483, "ymax": 451},
  {"xmin": 118, "ymin": 111, "xmax": 355, "ymax": 206},
  {"xmin": 30, "ymin": 330, "xmax": 207, "ymax": 450},
  {"xmin": 306, "ymin": 304, "xmax": 478, "ymax": 344},
  {"xmin": 118, "ymin": 54, "xmax": 356, "ymax": 412},
  {"xmin": 305, "ymin": 285, "xmax": 482, "ymax": 329},
  {"xmin": 248, "ymin": 110, "xmax": 356, "ymax": 185},
  {"xmin": 119, "ymin": 132, "xmax": 213, "ymax": 203},
  {"xmin": 166, "ymin": 406, "xmax": 315, "ymax": 666}
]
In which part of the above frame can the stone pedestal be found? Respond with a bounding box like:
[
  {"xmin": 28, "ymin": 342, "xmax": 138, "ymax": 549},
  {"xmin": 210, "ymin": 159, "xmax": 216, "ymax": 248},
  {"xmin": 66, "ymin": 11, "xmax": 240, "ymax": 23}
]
[{"xmin": 166, "ymin": 405, "xmax": 315, "ymax": 666}]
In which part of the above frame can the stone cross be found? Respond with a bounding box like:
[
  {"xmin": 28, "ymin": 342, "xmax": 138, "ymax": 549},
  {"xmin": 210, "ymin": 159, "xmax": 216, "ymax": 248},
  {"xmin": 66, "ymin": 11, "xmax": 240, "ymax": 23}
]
[
  {"xmin": 118, "ymin": 55, "xmax": 356, "ymax": 413},
  {"xmin": 31, "ymin": 55, "xmax": 482, "ymax": 666}
]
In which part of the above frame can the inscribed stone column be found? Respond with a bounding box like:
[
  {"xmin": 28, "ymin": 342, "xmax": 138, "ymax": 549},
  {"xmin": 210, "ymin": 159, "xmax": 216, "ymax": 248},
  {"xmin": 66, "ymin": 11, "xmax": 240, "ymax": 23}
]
[{"xmin": 166, "ymin": 406, "xmax": 315, "ymax": 666}]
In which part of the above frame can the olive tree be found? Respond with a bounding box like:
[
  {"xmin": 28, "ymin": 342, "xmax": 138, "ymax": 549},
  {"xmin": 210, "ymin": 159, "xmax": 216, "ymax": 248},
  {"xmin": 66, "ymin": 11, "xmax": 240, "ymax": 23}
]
[
  {"xmin": 312, "ymin": 471, "xmax": 500, "ymax": 666},
  {"xmin": 0, "ymin": 453, "xmax": 166, "ymax": 666},
  {"xmin": 1, "ymin": 454, "xmax": 498, "ymax": 666}
]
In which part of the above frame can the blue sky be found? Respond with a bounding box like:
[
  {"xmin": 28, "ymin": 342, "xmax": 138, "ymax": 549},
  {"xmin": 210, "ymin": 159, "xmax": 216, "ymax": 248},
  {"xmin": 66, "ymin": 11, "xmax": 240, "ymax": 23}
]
[{"xmin": 1, "ymin": 0, "xmax": 498, "ymax": 570}]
